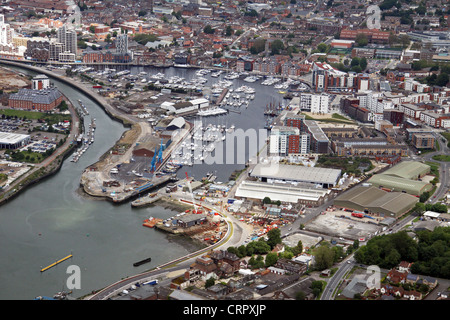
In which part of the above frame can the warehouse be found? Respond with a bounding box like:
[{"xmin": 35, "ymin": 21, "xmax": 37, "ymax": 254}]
[
  {"xmin": 235, "ymin": 180, "xmax": 331, "ymax": 205},
  {"xmin": 250, "ymin": 163, "xmax": 341, "ymax": 188},
  {"xmin": 0, "ymin": 131, "xmax": 30, "ymax": 149},
  {"xmin": 8, "ymin": 88, "xmax": 63, "ymax": 111},
  {"xmin": 333, "ymin": 185, "xmax": 419, "ymax": 218},
  {"xmin": 366, "ymin": 174, "xmax": 432, "ymax": 196},
  {"xmin": 381, "ymin": 161, "xmax": 430, "ymax": 180}
]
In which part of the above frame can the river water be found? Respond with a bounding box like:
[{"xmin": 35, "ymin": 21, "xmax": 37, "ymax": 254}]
[{"xmin": 0, "ymin": 65, "xmax": 284, "ymax": 299}]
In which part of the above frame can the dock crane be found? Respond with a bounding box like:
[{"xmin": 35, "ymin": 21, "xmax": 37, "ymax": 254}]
[{"xmin": 150, "ymin": 139, "xmax": 165, "ymax": 172}]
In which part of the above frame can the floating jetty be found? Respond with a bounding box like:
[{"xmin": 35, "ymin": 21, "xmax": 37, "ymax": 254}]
[
  {"xmin": 40, "ymin": 254, "xmax": 73, "ymax": 272},
  {"xmin": 142, "ymin": 217, "xmax": 163, "ymax": 228},
  {"xmin": 133, "ymin": 257, "xmax": 152, "ymax": 267},
  {"xmin": 131, "ymin": 193, "xmax": 162, "ymax": 207}
]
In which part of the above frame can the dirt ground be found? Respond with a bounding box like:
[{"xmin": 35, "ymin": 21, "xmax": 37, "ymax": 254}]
[
  {"xmin": 305, "ymin": 210, "xmax": 381, "ymax": 241},
  {"xmin": 0, "ymin": 67, "xmax": 31, "ymax": 91}
]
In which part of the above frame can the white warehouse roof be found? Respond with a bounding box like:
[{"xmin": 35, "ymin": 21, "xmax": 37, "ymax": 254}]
[
  {"xmin": 235, "ymin": 180, "xmax": 330, "ymax": 203},
  {"xmin": 0, "ymin": 131, "xmax": 30, "ymax": 144},
  {"xmin": 250, "ymin": 163, "xmax": 341, "ymax": 186}
]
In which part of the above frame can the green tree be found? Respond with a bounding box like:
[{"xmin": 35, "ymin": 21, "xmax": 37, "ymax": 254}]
[
  {"xmin": 205, "ymin": 277, "xmax": 215, "ymax": 288},
  {"xmin": 359, "ymin": 57, "xmax": 368, "ymax": 71},
  {"xmin": 355, "ymin": 33, "xmax": 368, "ymax": 47},
  {"xmin": 310, "ymin": 280, "xmax": 324, "ymax": 297},
  {"xmin": 353, "ymin": 239, "xmax": 360, "ymax": 250},
  {"xmin": 436, "ymin": 73, "xmax": 449, "ymax": 87},
  {"xmin": 263, "ymin": 196, "xmax": 272, "ymax": 204},
  {"xmin": 203, "ymin": 25, "xmax": 215, "ymax": 34},
  {"xmin": 317, "ymin": 43, "xmax": 328, "ymax": 53},
  {"xmin": 314, "ymin": 244, "xmax": 335, "ymax": 271},
  {"xmin": 266, "ymin": 228, "xmax": 282, "ymax": 249},
  {"xmin": 295, "ymin": 291, "xmax": 306, "ymax": 300},
  {"xmin": 270, "ymin": 39, "xmax": 284, "ymax": 55},
  {"xmin": 225, "ymin": 25, "xmax": 234, "ymax": 36},
  {"xmin": 265, "ymin": 252, "xmax": 278, "ymax": 267}
]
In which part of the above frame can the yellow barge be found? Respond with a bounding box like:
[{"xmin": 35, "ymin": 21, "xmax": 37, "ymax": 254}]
[{"xmin": 40, "ymin": 254, "xmax": 73, "ymax": 272}]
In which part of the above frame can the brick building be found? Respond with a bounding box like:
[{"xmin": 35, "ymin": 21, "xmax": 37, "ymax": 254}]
[{"xmin": 8, "ymin": 88, "xmax": 63, "ymax": 111}]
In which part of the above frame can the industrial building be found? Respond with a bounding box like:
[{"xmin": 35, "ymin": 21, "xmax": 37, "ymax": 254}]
[
  {"xmin": 234, "ymin": 180, "xmax": 331, "ymax": 205},
  {"xmin": 364, "ymin": 161, "xmax": 433, "ymax": 196},
  {"xmin": 160, "ymin": 98, "xmax": 209, "ymax": 115},
  {"xmin": 250, "ymin": 163, "xmax": 341, "ymax": 188},
  {"xmin": 333, "ymin": 185, "xmax": 419, "ymax": 218},
  {"xmin": 381, "ymin": 161, "xmax": 430, "ymax": 180},
  {"xmin": 366, "ymin": 174, "xmax": 432, "ymax": 196},
  {"xmin": 0, "ymin": 131, "xmax": 30, "ymax": 149}
]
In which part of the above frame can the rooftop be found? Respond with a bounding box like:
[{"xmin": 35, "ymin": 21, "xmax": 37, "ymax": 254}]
[
  {"xmin": 235, "ymin": 180, "xmax": 330, "ymax": 203},
  {"xmin": 382, "ymin": 161, "xmax": 430, "ymax": 180},
  {"xmin": 0, "ymin": 131, "xmax": 30, "ymax": 144},
  {"xmin": 250, "ymin": 163, "xmax": 341, "ymax": 185}
]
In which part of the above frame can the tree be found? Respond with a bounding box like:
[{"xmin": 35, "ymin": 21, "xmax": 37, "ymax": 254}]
[
  {"xmin": 355, "ymin": 33, "xmax": 368, "ymax": 47},
  {"xmin": 310, "ymin": 280, "xmax": 324, "ymax": 297},
  {"xmin": 266, "ymin": 228, "xmax": 282, "ymax": 249},
  {"xmin": 295, "ymin": 291, "xmax": 306, "ymax": 300},
  {"xmin": 265, "ymin": 252, "xmax": 278, "ymax": 267},
  {"xmin": 317, "ymin": 43, "xmax": 328, "ymax": 53},
  {"xmin": 225, "ymin": 25, "xmax": 234, "ymax": 36},
  {"xmin": 270, "ymin": 39, "xmax": 284, "ymax": 55},
  {"xmin": 436, "ymin": 73, "xmax": 449, "ymax": 87},
  {"xmin": 386, "ymin": 248, "xmax": 401, "ymax": 266},
  {"xmin": 244, "ymin": 10, "xmax": 258, "ymax": 17},
  {"xmin": 296, "ymin": 240, "xmax": 303, "ymax": 254},
  {"xmin": 350, "ymin": 57, "xmax": 360, "ymax": 67},
  {"xmin": 263, "ymin": 197, "xmax": 272, "ymax": 204},
  {"xmin": 314, "ymin": 244, "xmax": 335, "ymax": 270},
  {"xmin": 359, "ymin": 57, "xmax": 368, "ymax": 71},
  {"xmin": 203, "ymin": 25, "xmax": 215, "ymax": 34},
  {"xmin": 205, "ymin": 277, "xmax": 215, "ymax": 288}
]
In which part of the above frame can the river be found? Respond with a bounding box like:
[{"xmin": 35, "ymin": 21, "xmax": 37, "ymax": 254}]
[{"xmin": 0, "ymin": 65, "xmax": 286, "ymax": 299}]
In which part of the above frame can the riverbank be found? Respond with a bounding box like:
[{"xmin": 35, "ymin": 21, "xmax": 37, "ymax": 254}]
[{"xmin": 0, "ymin": 67, "xmax": 80, "ymax": 205}]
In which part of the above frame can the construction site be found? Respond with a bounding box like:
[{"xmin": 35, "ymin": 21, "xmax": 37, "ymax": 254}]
[{"xmin": 79, "ymin": 119, "xmax": 192, "ymax": 203}]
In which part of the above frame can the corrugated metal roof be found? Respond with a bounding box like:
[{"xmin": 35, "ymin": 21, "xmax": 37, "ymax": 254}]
[
  {"xmin": 251, "ymin": 163, "xmax": 341, "ymax": 185},
  {"xmin": 367, "ymin": 174, "xmax": 432, "ymax": 195},
  {"xmin": 235, "ymin": 180, "xmax": 330, "ymax": 203},
  {"xmin": 382, "ymin": 161, "xmax": 430, "ymax": 180}
]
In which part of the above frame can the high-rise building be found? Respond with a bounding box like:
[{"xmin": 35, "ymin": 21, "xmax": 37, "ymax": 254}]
[
  {"xmin": 57, "ymin": 25, "xmax": 77, "ymax": 55},
  {"xmin": 115, "ymin": 34, "xmax": 128, "ymax": 54},
  {"xmin": 49, "ymin": 41, "xmax": 64, "ymax": 61},
  {"xmin": 0, "ymin": 14, "xmax": 14, "ymax": 46},
  {"xmin": 299, "ymin": 93, "xmax": 330, "ymax": 114}
]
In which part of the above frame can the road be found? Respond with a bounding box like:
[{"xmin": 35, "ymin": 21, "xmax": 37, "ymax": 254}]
[
  {"xmin": 87, "ymin": 193, "xmax": 253, "ymax": 300},
  {"xmin": 420, "ymin": 129, "xmax": 450, "ymax": 204},
  {"xmin": 321, "ymin": 256, "xmax": 355, "ymax": 300}
]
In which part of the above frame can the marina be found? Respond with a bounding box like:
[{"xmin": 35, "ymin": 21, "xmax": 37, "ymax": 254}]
[
  {"xmin": 0, "ymin": 64, "xmax": 306, "ymax": 300},
  {"xmin": 71, "ymin": 116, "xmax": 96, "ymax": 163}
]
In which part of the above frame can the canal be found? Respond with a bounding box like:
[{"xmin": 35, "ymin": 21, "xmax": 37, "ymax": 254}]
[{"xmin": 0, "ymin": 65, "xmax": 284, "ymax": 299}]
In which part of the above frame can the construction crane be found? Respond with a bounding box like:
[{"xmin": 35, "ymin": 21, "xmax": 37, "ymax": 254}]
[{"xmin": 185, "ymin": 172, "xmax": 198, "ymax": 213}]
